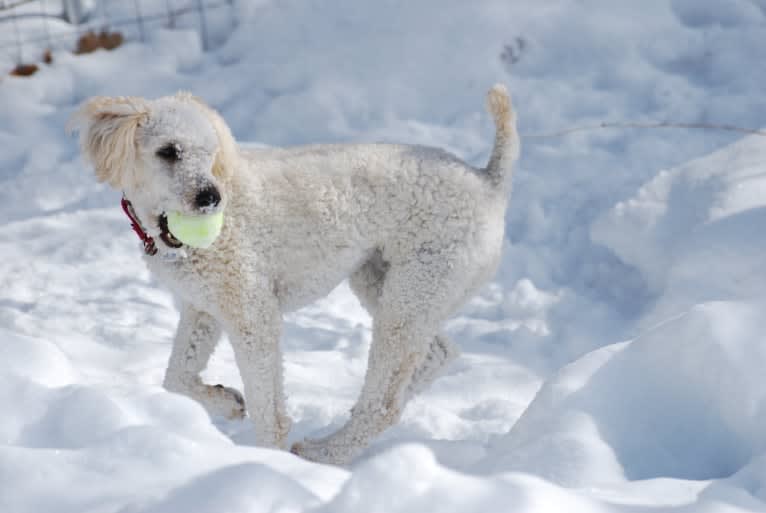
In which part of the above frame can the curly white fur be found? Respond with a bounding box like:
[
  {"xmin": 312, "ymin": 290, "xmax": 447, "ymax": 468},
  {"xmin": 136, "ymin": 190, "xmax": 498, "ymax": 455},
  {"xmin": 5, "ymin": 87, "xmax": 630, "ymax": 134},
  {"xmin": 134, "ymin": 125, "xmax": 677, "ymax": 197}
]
[{"xmin": 69, "ymin": 84, "xmax": 519, "ymax": 465}]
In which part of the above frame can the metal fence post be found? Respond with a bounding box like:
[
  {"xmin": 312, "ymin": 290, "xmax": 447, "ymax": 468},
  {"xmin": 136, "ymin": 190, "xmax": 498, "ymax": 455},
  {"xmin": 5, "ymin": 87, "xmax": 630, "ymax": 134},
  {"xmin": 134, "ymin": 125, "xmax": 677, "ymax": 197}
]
[
  {"xmin": 62, "ymin": 0, "xmax": 84, "ymax": 24},
  {"xmin": 133, "ymin": 0, "xmax": 145, "ymax": 42},
  {"xmin": 163, "ymin": 0, "xmax": 176, "ymax": 28},
  {"xmin": 40, "ymin": 0, "xmax": 52, "ymax": 51},
  {"xmin": 196, "ymin": 0, "xmax": 208, "ymax": 51},
  {"xmin": 8, "ymin": 0, "xmax": 24, "ymax": 64}
]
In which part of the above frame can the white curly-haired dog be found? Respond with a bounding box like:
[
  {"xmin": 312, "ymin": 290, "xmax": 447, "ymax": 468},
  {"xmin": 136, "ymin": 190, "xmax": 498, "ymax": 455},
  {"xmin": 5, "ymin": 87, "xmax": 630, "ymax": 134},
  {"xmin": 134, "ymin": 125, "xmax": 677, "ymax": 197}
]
[{"xmin": 70, "ymin": 84, "xmax": 519, "ymax": 464}]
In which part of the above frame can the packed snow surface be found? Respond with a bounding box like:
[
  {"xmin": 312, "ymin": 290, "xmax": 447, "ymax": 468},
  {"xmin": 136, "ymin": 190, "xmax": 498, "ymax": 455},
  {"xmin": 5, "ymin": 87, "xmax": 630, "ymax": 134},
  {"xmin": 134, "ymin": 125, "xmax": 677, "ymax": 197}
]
[{"xmin": 1, "ymin": 0, "xmax": 766, "ymax": 511}]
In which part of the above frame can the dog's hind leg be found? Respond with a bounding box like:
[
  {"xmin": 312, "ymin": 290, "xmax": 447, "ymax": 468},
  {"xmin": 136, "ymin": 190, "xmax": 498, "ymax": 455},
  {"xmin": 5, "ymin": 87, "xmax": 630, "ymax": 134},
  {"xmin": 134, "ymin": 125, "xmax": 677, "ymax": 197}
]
[
  {"xmin": 405, "ymin": 333, "xmax": 459, "ymax": 398},
  {"xmin": 163, "ymin": 303, "xmax": 245, "ymax": 420},
  {"xmin": 349, "ymin": 253, "xmax": 460, "ymax": 399},
  {"xmin": 294, "ymin": 255, "xmax": 461, "ymax": 464}
]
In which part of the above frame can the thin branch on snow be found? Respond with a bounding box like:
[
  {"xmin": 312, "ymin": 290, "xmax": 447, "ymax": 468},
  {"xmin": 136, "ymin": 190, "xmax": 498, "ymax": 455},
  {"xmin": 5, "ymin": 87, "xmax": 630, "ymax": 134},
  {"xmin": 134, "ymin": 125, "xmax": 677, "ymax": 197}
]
[{"xmin": 522, "ymin": 121, "xmax": 766, "ymax": 139}]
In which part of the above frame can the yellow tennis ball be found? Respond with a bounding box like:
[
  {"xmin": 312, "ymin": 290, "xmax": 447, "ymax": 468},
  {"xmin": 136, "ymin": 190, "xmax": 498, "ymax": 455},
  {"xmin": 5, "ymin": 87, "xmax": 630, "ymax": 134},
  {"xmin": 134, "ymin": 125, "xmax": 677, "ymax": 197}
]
[{"xmin": 166, "ymin": 211, "xmax": 224, "ymax": 249}]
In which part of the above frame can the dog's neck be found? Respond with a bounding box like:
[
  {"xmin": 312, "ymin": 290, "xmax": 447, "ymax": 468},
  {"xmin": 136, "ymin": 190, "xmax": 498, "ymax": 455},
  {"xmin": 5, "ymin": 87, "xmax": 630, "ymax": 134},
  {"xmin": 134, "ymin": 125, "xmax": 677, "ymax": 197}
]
[{"xmin": 120, "ymin": 196, "xmax": 183, "ymax": 256}]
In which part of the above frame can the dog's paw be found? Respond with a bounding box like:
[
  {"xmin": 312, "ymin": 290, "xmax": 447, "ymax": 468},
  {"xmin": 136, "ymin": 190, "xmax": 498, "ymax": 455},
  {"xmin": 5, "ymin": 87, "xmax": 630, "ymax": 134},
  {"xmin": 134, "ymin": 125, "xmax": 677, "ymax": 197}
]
[
  {"xmin": 290, "ymin": 439, "xmax": 330, "ymax": 463},
  {"xmin": 290, "ymin": 438, "xmax": 351, "ymax": 465},
  {"xmin": 203, "ymin": 384, "xmax": 246, "ymax": 420}
]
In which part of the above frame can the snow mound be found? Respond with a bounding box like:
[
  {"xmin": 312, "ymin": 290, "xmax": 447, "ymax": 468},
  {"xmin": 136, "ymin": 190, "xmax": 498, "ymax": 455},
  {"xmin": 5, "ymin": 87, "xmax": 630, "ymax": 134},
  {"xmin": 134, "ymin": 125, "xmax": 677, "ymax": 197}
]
[
  {"xmin": 318, "ymin": 444, "xmax": 601, "ymax": 513},
  {"xmin": 488, "ymin": 301, "xmax": 766, "ymax": 485},
  {"xmin": 592, "ymin": 133, "xmax": 766, "ymax": 325},
  {"xmin": 0, "ymin": 329, "xmax": 77, "ymax": 387}
]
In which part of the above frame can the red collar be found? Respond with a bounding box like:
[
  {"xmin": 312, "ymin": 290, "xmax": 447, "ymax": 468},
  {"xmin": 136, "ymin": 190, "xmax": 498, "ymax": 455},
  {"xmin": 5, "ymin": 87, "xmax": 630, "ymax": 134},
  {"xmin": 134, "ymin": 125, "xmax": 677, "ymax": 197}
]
[
  {"xmin": 120, "ymin": 197, "xmax": 182, "ymax": 255},
  {"xmin": 121, "ymin": 197, "xmax": 157, "ymax": 255}
]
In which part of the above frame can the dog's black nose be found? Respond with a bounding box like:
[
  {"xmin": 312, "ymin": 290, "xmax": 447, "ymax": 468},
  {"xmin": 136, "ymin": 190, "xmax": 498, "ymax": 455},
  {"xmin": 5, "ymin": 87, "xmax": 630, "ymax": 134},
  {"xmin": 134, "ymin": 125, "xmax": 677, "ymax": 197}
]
[{"xmin": 195, "ymin": 186, "xmax": 221, "ymax": 209}]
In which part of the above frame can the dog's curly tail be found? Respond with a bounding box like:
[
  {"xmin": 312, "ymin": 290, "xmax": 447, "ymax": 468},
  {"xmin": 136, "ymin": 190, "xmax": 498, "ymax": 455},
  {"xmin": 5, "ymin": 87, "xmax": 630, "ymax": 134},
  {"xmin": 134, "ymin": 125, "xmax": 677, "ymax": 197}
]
[{"xmin": 484, "ymin": 84, "xmax": 520, "ymax": 189}]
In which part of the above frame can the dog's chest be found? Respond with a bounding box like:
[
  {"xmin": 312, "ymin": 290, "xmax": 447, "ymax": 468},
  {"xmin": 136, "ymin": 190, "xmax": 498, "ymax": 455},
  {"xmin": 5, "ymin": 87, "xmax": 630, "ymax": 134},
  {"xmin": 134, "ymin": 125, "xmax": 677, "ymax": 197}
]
[{"xmin": 145, "ymin": 254, "xmax": 217, "ymax": 312}]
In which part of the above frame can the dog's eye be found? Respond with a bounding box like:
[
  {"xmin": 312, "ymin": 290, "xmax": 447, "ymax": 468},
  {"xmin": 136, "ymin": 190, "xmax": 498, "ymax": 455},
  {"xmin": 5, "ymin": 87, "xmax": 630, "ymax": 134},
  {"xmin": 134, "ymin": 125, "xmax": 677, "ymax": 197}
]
[{"xmin": 156, "ymin": 143, "xmax": 182, "ymax": 162}]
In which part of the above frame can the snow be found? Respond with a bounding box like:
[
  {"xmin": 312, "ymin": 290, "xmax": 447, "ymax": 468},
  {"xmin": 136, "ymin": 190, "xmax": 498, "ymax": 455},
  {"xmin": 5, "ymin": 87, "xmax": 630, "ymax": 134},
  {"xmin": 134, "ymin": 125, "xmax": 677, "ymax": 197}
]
[
  {"xmin": 488, "ymin": 302, "xmax": 766, "ymax": 482},
  {"xmin": 592, "ymin": 134, "xmax": 766, "ymax": 327},
  {"xmin": 2, "ymin": 0, "xmax": 766, "ymax": 511}
]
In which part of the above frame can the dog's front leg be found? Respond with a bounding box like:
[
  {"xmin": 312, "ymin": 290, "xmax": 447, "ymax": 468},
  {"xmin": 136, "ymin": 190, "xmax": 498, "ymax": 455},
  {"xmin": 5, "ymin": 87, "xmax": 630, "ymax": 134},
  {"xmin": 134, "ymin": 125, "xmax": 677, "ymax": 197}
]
[
  {"xmin": 220, "ymin": 285, "xmax": 291, "ymax": 449},
  {"xmin": 163, "ymin": 303, "xmax": 245, "ymax": 419}
]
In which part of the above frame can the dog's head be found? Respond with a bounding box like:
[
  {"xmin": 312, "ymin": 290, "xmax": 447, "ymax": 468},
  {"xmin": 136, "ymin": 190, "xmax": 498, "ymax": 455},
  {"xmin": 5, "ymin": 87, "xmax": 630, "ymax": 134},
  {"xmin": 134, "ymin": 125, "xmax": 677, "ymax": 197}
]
[{"xmin": 69, "ymin": 93, "xmax": 238, "ymax": 229}]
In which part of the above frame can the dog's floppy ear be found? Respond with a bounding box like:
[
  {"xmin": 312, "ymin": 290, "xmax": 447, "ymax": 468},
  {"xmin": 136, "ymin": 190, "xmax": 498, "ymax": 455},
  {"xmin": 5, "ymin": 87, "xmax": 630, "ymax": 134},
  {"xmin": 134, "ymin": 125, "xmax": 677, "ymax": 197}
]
[
  {"xmin": 177, "ymin": 92, "xmax": 238, "ymax": 181},
  {"xmin": 68, "ymin": 97, "xmax": 148, "ymax": 189}
]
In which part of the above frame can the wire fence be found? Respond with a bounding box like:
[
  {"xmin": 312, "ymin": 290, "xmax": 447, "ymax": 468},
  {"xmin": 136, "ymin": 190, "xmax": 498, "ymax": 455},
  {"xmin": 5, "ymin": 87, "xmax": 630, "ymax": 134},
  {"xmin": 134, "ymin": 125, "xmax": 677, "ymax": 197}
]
[{"xmin": 0, "ymin": 0, "xmax": 235, "ymax": 72}]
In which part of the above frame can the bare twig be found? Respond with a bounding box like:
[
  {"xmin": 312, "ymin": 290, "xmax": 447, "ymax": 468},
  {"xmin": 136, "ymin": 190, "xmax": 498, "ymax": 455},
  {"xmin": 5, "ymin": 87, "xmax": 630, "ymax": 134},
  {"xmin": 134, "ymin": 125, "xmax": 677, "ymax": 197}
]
[
  {"xmin": 522, "ymin": 121, "xmax": 766, "ymax": 139},
  {"xmin": 0, "ymin": 0, "xmax": 36, "ymax": 11}
]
